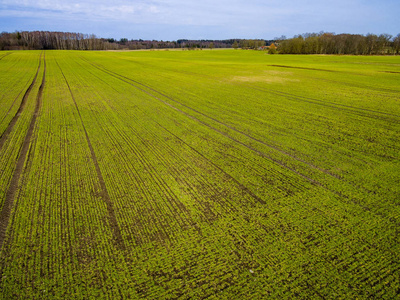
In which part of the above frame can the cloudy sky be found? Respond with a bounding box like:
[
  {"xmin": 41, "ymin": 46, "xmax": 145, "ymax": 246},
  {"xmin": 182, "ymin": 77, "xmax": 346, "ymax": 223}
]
[{"xmin": 0, "ymin": 0, "xmax": 399, "ymax": 40}]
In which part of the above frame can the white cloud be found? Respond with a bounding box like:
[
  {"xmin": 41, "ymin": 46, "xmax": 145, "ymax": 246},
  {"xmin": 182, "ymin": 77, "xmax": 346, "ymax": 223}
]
[
  {"xmin": 0, "ymin": 0, "xmax": 399, "ymax": 39},
  {"xmin": 0, "ymin": 0, "xmax": 161, "ymax": 21}
]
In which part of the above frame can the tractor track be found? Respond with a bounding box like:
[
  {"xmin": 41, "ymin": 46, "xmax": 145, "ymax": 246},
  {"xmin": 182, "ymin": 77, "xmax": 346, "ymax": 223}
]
[
  {"xmin": 0, "ymin": 52, "xmax": 45, "ymax": 250},
  {"xmin": 79, "ymin": 59, "xmax": 338, "ymax": 193},
  {"xmin": 78, "ymin": 59, "xmax": 342, "ymax": 187},
  {"xmin": 267, "ymin": 64, "xmax": 339, "ymax": 73},
  {"xmin": 157, "ymin": 123, "xmax": 267, "ymax": 205},
  {"xmin": 0, "ymin": 53, "xmax": 11, "ymax": 61},
  {"xmin": 131, "ymin": 58, "xmax": 400, "ymax": 119},
  {"xmin": 55, "ymin": 60, "xmax": 126, "ymax": 251},
  {"xmin": 380, "ymin": 71, "xmax": 400, "ymax": 74},
  {"xmin": 80, "ymin": 58, "xmax": 400, "ymax": 226},
  {"xmin": 99, "ymin": 56, "xmax": 387, "ymax": 169},
  {"xmin": 128, "ymin": 62, "xmax": 397, "ymax": 180},
  {"xmin": 267, "ymin": 63, "xmax": 400, "ymax": 94},
  {"xmin": 80, "ymin": 57, "xmax": 342, "ymax": 181},
  {"xmin": 0, "ymin": 53, "xmax": 42, "ymax": 151},
  {"xmin": 0, "ymin": 63, "xmax": 41, "ymax": 127},
  {"xmin": 311, "ymin": 75, "xmax": 400, "ymax": 95},
  {"xmin": 250, "ymin": 85, "xmax": 400, "ymax": 121},
  {"xmin": 0, "ymin": 89, "xmax": 25, "ymax": 128}
]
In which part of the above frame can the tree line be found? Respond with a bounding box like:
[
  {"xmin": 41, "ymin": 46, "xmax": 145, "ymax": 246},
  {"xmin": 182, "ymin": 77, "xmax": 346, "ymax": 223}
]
[
  {"xmin": 277, "ymin": 32, "xmax": 400, "ymax": 55},
  {"xmin": 3, "ymin": 30, "xmax": 399, "ymax": 54},
  {"xmin": 0, "ymin": 31, "xmax": 272, "ymax": 51},
  {"xmin": 0, "ymin": 31, "xmax": 119, "ymax": 50}
]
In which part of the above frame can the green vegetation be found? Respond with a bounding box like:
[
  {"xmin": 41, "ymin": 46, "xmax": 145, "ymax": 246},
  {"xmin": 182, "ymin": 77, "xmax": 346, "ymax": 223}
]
[
  {"xmin": 278, "ymin": 32, "xmax": 400, "ymax": 55},
  {"xmin": 0, "ymin": 50, "xmax": 399, "ymax": 298}
]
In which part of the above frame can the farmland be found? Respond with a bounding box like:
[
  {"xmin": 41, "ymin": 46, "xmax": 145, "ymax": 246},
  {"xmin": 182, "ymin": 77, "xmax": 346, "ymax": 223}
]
[{"xmin": 0, "ymin": 49, "xmax": 399, "ymax": 298}]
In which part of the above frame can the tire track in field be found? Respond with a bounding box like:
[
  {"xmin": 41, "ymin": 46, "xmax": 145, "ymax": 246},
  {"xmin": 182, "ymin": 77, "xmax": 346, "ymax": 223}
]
[
  {"xmin": 309, "ymin": 74, "xmax": 400, "ymax": 95},
  {"xmin": 83, "ymin": 58, "xmax": 400, "ymax": 224},
  {"xmin": 142, "ymin": 59, "xmax": 400, "ymax": 123},
  {"xmin": 55, "ymin": 60, "xmax": 126, "ymax": 251},
  {"xmin": 114, "ymin": 114, "xmax": 248, "ymax": 220},
  {"xmin": 83, "ymin": 59, "xmax": 287, "ymax": 188},
  {"xmin": 0, "ymin": 89, "xmax": 25, "ymax": 127},
  {"xmin": 88, "ymin": 114, "xmax": 183, "ymax": 244},
  {"xmin": 0, "ymin": 53, "xmax": 11, "ymax": 61},
  {"xmin": 114, "ymin": 61, "xmax": 396, "ymax": 179},
  {"xmin": 174, "ymin": 68, "xmax": 392, "ymax": 165},
  {"xmin": 80, "ymin": 58, "xmax": 270, "ymax": 212},
  {"xmin": 91, "ymin": 95, "xmax": 240, "ymax": 227},
  {"xmin": 103, "ymin": 55, "xmax": 400, "ymax": 118},
  {"xmin": 80, "ymin": 58, "xmax": 331, "ymax": 186},
  {"xmin": 83, "ymin": 58, "xmax": 348, "ymax": 180},
  {"xmin": 0, "ymin": 52, "xmax": 42, "ymax": 151},
  {"xmin": 267, "ymin": 64, "xmax": 339, "ymax": 73},
  {"xmin": 101, "ymin": 56, "xmax": 382, "ymax": 167},
  {"xmin": 157, "ymin": 123, "xmax": 267, "ymax": 205},
  {"xmin": 0, "ymin": 53, "xmax": 45, "ymax": 250},
  {"xmin": 0, "ymin": 61, "xmax": 39, "ymax": 127},
  {"xmin": 98, "ymin": 64, "xmax": 399, "ymax": 170},
  {"xmin": 267, "ymin": 64, "xmax": 400, "ymax": 94},
  {"xmin": 250, "ymin": 85, "xmax": 400, "ymax": 121},
  {"xmin": 380, "ymin": 71, "xmax": 400, "ymax": 74},
  {"xmin": 248, "ymin": 85, "xmax": 400, "ymax": 161},
  {"xmin": 117, "ymin": 57, "xmax": 400, "ymax": 164},
  {"xmin": 80, "ymin": 58, "xmax": 400, "ymax": 235},
  {"xmin": 161, "ymin": 64, "xmax": 400, "ymax": 122}
]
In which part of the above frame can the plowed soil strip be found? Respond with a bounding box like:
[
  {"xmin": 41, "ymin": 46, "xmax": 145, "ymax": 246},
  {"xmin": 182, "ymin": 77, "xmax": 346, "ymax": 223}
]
[
  {"xmin": 0, "ymin": 54, "xmax": 45, "ymax": 249},
  {"xmin": 56, "ymin": 61, "xmax": 126, "ymax": 251},
  {"xmin": 0, "ymin": 53, "xmax": 42, "ymax": 151}
]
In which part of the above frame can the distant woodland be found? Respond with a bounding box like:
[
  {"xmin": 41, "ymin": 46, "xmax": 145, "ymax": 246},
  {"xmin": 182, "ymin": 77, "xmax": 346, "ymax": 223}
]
[
  {"xmin": 277, "ymin": 32, "xmax": 400, "ymax": 55},
  {"xmin": 0, "ymin": 31, "xmax": 268, "ymax": 50},
  {"xmin": 1, "ymin": 31, "xmax": 399, "ymax": 54}
]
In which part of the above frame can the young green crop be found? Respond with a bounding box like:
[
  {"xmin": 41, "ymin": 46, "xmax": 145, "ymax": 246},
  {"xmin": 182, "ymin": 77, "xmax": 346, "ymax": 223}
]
[{"xmin": 0, "ymin": 50, "xmax": 399, "ymax": 298}]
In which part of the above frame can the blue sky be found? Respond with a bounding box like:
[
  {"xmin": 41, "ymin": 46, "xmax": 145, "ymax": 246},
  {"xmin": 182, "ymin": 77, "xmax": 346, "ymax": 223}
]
[{"xmin": 0, "ymin": 0, "xmax": 399, "ymax": 40}]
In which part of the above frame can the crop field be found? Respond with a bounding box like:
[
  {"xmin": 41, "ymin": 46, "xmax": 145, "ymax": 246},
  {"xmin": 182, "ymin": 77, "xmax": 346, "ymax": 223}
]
[{"xmin": 0, "ymin": 49, "xmax": 399, "ymax": 298}]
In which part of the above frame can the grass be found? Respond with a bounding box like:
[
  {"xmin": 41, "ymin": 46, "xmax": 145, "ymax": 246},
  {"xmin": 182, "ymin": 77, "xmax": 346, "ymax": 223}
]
[{"xmin": 0, "ymin": 49, "xmax": 399, "ymax": 298}]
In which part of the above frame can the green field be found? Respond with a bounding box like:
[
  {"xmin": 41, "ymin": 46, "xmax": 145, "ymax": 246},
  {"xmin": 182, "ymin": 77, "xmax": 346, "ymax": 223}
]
[{"xmin": 0, "ymin": 50, "xmax": 399, "ymax": 298}]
